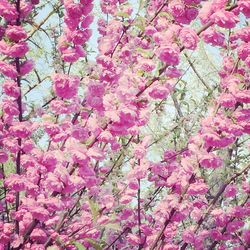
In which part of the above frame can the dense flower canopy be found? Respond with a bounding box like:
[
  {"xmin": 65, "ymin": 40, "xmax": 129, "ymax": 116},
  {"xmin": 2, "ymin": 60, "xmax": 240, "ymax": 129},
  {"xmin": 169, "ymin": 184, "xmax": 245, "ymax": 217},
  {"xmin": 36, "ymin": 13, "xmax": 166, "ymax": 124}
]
[{"xmin": 0, "ymin": 0, "xmax": 250, "ymax": 249}]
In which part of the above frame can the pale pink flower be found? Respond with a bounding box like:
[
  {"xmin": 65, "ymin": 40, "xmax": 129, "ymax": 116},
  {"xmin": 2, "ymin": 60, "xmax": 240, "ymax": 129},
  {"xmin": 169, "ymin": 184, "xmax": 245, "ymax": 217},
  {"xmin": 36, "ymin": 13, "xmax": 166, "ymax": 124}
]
[
  {"xmin": 157, "ymin": 44, "xmax": 180, "ymax": 65},
  {"xmin": 211, "ymin": 10, "xmax": 239, "ymax": 29},
  {"xmin": 224, "ymin": 184, "xmax": 237, "ymax": 197},
  {"xmin": 52, "ymin": 73, "xmax": 80, "ymax": 99},
  {"xmin": 6, "ymin": 25, "xmax": 27, "ymax": 41},
  {"xmin": 179, "ymin": 27, "xmax": 199, "ymax": 50}
]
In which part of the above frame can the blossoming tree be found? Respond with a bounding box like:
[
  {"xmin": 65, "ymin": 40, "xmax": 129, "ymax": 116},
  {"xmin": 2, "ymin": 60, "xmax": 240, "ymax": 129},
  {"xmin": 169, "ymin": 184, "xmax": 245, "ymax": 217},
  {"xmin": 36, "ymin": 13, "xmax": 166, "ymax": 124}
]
[{"xmin": 0, "ymin": 0, "xmax": 250, "ymax": 249}]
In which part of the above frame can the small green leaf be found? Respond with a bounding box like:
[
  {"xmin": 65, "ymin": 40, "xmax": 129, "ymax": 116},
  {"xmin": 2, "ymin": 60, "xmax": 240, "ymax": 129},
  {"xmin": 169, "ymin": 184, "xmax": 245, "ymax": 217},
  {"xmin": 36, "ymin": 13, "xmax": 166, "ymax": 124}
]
[
  {"xmin": 86, "ymin": 238, "xmax": 104, "ymax": 250},
  {"xmin": 136, "ymin": 47, "xmax": 153, "ymax": 58},
  {"xmin": 116, "ymin": 11, "xmax": 130, "ymax": 18},
  {"xmin": 134, "ymin": 16, "xmax": 146, "ymax": 31},
  {"xmin": 104, "ymin": 223, "xmax": 121, "ymax": 231},
  {"xmin": 72, "ymin": 241, "xmax": 87, "ymax": 250},
  {"xmin": 47, "ymin": 246, "xmax": 60, "ymax": 250},
  {"xmin": 88, "ymin": 199, "xmax": 99, "ymax": 222}
]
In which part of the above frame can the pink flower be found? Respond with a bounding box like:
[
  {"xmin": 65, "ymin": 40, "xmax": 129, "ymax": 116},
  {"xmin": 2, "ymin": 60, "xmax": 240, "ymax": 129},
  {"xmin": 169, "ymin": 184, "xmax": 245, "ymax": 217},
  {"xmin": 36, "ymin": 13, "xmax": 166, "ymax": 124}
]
[
  {"xmin": 222, "ymin": 56, "xmax": 235, "ymax": 72},
  {"xmin": 184, "ymin": 0, "xmax": 201, "ymax": 4},
  {"xmin": 182, "ymin": 229, "xmax": 195, "ymax": 244},
  {"xmin": 61, "ymin": 46, "xmax": 86, "ymax": 62},
  {"xmin": 0, "ymin": 25, "xmax": 5, "ymax": 40},
  {"xmin": 203, "ymin": 132, "xmax": 235, "ymax": 148},
  {"xmin": 186, "ymin": 7, "xmax": 199, "ymax": 21},
  {"xmin": 149, "ymin": 86, "xmax": 168, "ymax": 99},
  {"xmin": 234, "ymin": 90, "xmax": 250, "ymax": 103},
  {"xmin": 211, "ymin": 10, "xmax": 239, "ymax": 29},
  {"xmin": 238, "ymin": 42, "xmax": 250, "ymax": 61},
  {"xmin": 29, "ymin": 206, "xmax": 50, "ymax": 222},
  {"xmin": 139, "ymin": 58, "xmax": 155, "ymax": 72},
  {"xmin": 127, "ymin": 233, "xmax": 141, "ymax": 245},
  {"xmin": 72, "ymin": 29, "xmax": 92, "ymax": 45},
  {"xmin": 64, "ymin": 14, "xmax": 80, "ymax": 31},
  {"xmin": 128, "ymin": 179, "xmax": 139, "ymax": 190},
  {"xmin": 9, "ymin": 122, "xmax": 32, "ymax": 138},
  {"xmin": 2, "ymin": 98, "xmax": 19, "ymax": 116},
  {"xmin": 144, "ymin": 25, "xmax": 157, "ymax": 36},
  {"xmin": 179, "ymin": 27, "xmax": 199, "ymax": 50},
  {"xmin": 164, "ymin": 149, "xmax": 177, "ymax": 162},
  {"xmin": 20, "ymin": 1, "xmax": 33, "ymax": 18},
  {"xmin": 41, "ymin": 152, "xmax": 57, "ymax": 171},
  {"xmin": 235, "ymin": 27, "xmax": 250, "ymax": 42},
  {"xmin": 52, "ymin": 73, "xmax": 80, "ymax": 99},
  {"xmin": 71, "ymin": 125, "xmax": 88, "ymax": 141},
  {"xmin": 218, "ymin": 93, "xmax": 236, "ymax": 108},
  {"xmin": 96, "ymin": 55, "xmax": 113, "ymax": 68},
  {"xmin": 31, "ymin": 0, "xmax": 40, "ymax": 4},
  {"xmin": 2, "ymin": 80, "xmax": 20, "ymax": 98},
  {"xmin": 163, "ymin": 244, "xmax": 179, "ymax": 250},
  {"xmin": 100, "ymin": 195, "xmax": 114, "ymax": 210},
  {"xmin": 165, "ymin": 67, "xmax": 182, "ymax": 78},
  {"xmin": 211, "ymin": 209, "xmax": 230, "ymax": 227},
  {"xmin": 11, "ymin": 235, "xmax": 23, "ymax": 249},
  {"xmin": 201, "ymin": 28, "xmax": 225, "ymax": 46},
  {"xmin": 169, "ymin": 0, "xmax": 185, "ymax": 17},
  {"xmin": 199, "ymin": 153, "xmax": 223, "ymax": 168},
  {"xmin": 227, "ymin": 220, "xmax": 244, "ymax": 233},
  {"xmin": 242, "ymin": 229, "xmax": 250, "ymax": 245},
  {"xmin": 4, "ymin": 174, "xmax": 26, "ymax": 192},
  {"xmin": 98, "ymin": 131, "xmax": 114, "ymax": 143},
  {"xmin": 72, "ymin": 149, "xmax": 89, "ymax": 165},
  {"xmin": 0, "ymin": 0, "xmax": 18, "ymax": 21},
  {"xmin": 120, "ymin": 194, "xmax": 133, "ymax": 204},
  {"xmin": 87, "ymin": 147, "xmax": 104, "ymax": 160},
  {"xmin": 0, "ymin": 151, "xmax": 8, "ymax": 163},
  {"xmin": 81, "ymin": 15, "xmax": 94, "ymax": 29},
  {"xmin": 0, "ymin": 41, "xmax": 8, "ymax": 53},
  {"xmin": 188, "ymin": 181, "xmax": 208, "ymax": 195},
  {"xmin": 86, "ymin": 95, "xmax": 104, "ymax": 111},
  {"xmin": 98, "ymin": 36, "xmax": 115, "ymax": 55},
  {"xmin": 190, "ymin": 207, "xmax": 202, "ymax": 222},
  {"xmin": 97, "ymin": 215, "xmax": 110, "ymax": 225},
  {"xmin": 65, "ymin": 3, "xmax": 83, "ymax": 19},
  {"xmin": 6, "ymin": 25, "xmax": 27, "ymax": 41},
  {"xmin": 134, "ymin": 144, "xmax": 147, "ymax": 159},
  {"xmin": 46, "ymin": 174, "xmax": 63, "ymax": 192},
  {"xmin": 210, "ymin": 229, "xmax": 222, "ymax": 241},
  {"xmin": 199, "ymin": 1, "xmax": 213, "ymax": 24},
  {"xmin": 30, "ymin": 228, "xmax": 47, "ymax": 244},
  {"xmin": 119, "ymin": 208, "xmax": 133, "ymax": 220},
  {"xmin": 238, "ymin": 0, "xmax": 250, "ymax": 17},
  {"xmin": 20, "ymin": 59, "xmax": 34, "ymax": 76},
  {"xmin": 149, "ymin": 83, "xmax": 172, "ymax": 100},
  {"xmin": 88, "ymin": 81, "xmax": 105, "ymax": 96},
  {"xmin": 0, "ymin": 61, "xmax": 17, "ymax": 79},
  {"xmin": 157, "ymin": 45, "xmax": 180, "ymax": 65},
  {"xmin": 224, "ymin": 184, "xmax": 237, "ymax": 197}
]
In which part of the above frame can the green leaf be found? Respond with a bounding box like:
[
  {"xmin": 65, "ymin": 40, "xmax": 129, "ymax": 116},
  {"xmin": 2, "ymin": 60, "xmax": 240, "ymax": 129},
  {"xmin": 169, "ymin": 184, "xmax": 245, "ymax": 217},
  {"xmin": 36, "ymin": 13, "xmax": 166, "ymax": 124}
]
[
  {"xmin": 88, "ymin": 199, "xmax": 99, "ymax": 222},
  {"xmin": 72, "ymin": 241, "xmax": 87, "ymax": 250},
  {"xmin": 136, "ymin": 47, "xmax": 153, "ymax": 58},
  {"xmin": 159, "ymin": 11, "xmax": 172, "ymax": 19},
  {"xmin": 104, "ymin": 223, "xmax": 121, "ymax": 231},
  {"xmin": 133, "ymin": 16, "xmax": 146, "ymax": 31},
  {"xmin": 116, "ymin": 11, "xmax": 130, "ymax": 18},
  {"xmin": 86, "ymin": 239, "xmax": 104, "ymax": 250},
  {"xmin": 47, "ymin": 246, "xmax": 60, "ymax": 250}
]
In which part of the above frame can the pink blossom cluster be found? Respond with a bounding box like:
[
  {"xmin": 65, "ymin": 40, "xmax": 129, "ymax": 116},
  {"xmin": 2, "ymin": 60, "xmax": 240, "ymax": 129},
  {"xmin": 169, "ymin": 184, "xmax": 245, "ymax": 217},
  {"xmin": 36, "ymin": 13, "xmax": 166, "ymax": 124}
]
[
  {"xmin": 52, "ymin": 73, "xmax": 80, "ymax": 99},
  {"xmin": 0, "ymin": 0, "xmax": 250, "ymax": 249},
  {"xmin": 58, "ymin": 0, "xmax": 94, "ymax": 63}
]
